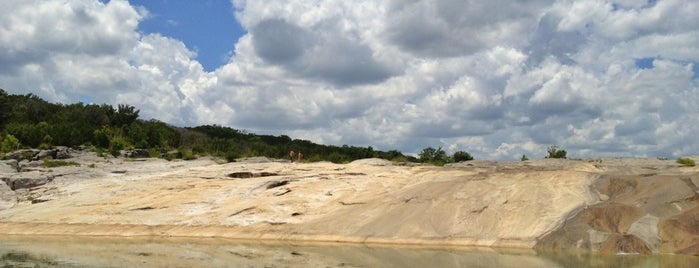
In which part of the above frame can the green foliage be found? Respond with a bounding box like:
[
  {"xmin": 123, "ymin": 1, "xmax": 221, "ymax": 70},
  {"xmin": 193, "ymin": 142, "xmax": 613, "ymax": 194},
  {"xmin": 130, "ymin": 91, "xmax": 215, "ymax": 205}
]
[
  {"xmin": 39, "ymin": 134, "xmax": 53, "ymax": 149},
  {"xmin": 0, "ymin": 90, "xmax": 414, "ymax": 163},
  {"xmin": 225, "ymin": 151, "xmax": 240, "ymax": 162},
  {"xmin": 677, "ymin": 157, "xmax": 696, "ymax": 166},
  {"xmin": 521, "ymin": 154, "xmax": 529, "ymax": 161},
  {"xmin": 40, "ymin": 159, "xmax": 80, "ymax": 168},
  {"xmin": 110, "ymin": 104, "xmax": 140, "ymax": 127},
  {"xmin": 109, "ymin": 137, "xmax": 130, "ymax": 157},
  {"xmin": 391, "ymin": 155, "xmax": 410, "ymax": 163},
  {"xmin": 452, "ymin": 151, "xmax": 474, "ymax": 162},
  {"xmin": 1, "ymin": 134, "xmax": 20, "ymax": 152},
  {"xmin": 328, "ymin": 152, "xmax": 349, "ymax": 164},
  {"xmin": 178, "ymin": 147, "xmax": 196, "ymax": 160},
  {"xmin": 546, "ymin": 145, "xmax": 567, "ymax": 159},
  {"xmin": 419, "ymin": 146, "xmax": 450, "ymax": 166}
]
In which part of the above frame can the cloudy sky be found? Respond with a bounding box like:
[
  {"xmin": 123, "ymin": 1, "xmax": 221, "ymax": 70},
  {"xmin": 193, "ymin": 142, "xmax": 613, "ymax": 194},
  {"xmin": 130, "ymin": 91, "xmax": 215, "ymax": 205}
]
[{"xmin": 1, "ymin": 0, "xmax": 698, "ymax": 160}]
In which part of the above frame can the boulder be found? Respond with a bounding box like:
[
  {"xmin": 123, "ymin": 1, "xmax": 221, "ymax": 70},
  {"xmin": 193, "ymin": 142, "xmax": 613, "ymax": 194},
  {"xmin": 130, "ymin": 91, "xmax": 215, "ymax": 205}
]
[
  {"xmin": 124, "ymin": 149, "xmax": 150, "ymax": 158},
  {"xmin": 33, "ymin": 149, "xmax": 57, "ymax": 161},
  {"xmin": 0, "ymin": 180, "xmax": 17, "ymax": 209},
  {"xmin": 1, "ymin": 172, "xmax": 55, "ymax": 190},
  {"xmin": 55, "ymin": 146, "xmax": 72, "ymax": 159},
  {"xmin": 0, "ymin": 159, "xmax": 19, "ymax": 173},
  {"xmin": 5, "ymin": 149, "xmax": 39, "ymax": 161}
]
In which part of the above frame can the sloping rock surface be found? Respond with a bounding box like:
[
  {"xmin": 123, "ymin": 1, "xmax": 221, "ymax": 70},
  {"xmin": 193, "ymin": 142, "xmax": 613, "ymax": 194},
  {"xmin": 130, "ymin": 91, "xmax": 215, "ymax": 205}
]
[{"xmin": 0, "ymin": 154, "xmax": 697, "ymax": 255}]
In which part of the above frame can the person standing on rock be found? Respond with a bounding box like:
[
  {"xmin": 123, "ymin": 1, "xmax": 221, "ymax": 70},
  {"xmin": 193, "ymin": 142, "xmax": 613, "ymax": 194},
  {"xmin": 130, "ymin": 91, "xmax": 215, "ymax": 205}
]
[
  {"xmin": 289, "ymin": 150, "xmax": 295, "ymax": 163},
  {"xmin": 297, "ymin": 152, "xmax": 303, "ymax": 163}
]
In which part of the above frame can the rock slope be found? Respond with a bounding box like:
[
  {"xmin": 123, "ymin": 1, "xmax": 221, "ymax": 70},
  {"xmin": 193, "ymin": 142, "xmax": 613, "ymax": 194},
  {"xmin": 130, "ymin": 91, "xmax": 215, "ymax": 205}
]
[{"xmin": 0, "ymin": 152, "xmax": 697, "ymax": 255}]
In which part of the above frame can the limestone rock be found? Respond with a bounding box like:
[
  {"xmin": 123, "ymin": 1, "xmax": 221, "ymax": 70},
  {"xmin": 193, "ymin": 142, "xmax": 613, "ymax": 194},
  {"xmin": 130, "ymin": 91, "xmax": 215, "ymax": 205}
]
[
  {"xmin": 1, "ymin": 172, "xmax": 55, "ymax": 190},
  {"xmin": 0, "ymin": 159, "xmax": 19, "ymax": 173},
  {"xmin": 33, "ymin": 149, "xmax": 56, "ymax": 161},
  {"xmin": 0, "ymin": 180, "xmax": 17, "ymax": 209},
  {"xmin": 0, "ymin": 156, "xmax": 696, "ymax": 256},
  {"xmin": 124, "ymin": 149, "xmax": 150, "ymax": 158},
  {"xmin": 55, "ymin": 146, "xmax": 72, "ymax": 159}
]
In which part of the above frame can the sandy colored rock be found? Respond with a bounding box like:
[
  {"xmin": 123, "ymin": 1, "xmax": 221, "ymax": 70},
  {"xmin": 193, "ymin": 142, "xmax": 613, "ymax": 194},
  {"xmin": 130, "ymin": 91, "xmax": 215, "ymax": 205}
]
[{"xmin": 0, "ymin": 154, "xmax": 698, "ymax": 255}]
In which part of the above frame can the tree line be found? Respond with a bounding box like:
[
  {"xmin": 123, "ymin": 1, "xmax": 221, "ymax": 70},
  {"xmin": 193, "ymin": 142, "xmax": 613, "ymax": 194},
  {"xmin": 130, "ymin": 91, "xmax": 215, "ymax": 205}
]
[{"xmin": 1, "ymin": 89, "xmax": 477, "ymax": 164}]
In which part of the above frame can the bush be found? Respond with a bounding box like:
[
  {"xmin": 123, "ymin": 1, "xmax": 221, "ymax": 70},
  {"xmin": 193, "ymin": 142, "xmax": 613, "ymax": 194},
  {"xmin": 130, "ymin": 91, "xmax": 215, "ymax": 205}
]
[
  {"xmin": 109, "ymin": 137, "xmax": 130, "ymax": 157},
  {"xmin": 419, "ymin": 147, "xmax": 450, "ymax": 164},
  {"xmin": 391, "ymin": 155, "xmax": 409, "ymax": 163},
  {"xmin": 453, "ymin": 151, "xmax": 474, "ymax": 162},
  {"xmin": 38, "ymin": 134, "xmax": 53, "ymax": 149},
  {"xmin": 1, "ymin": 134, "xmax": 20, "ymax": 153},
  {"xmin": 225, "ymin": 151, "xmax": 240, "ymax": 162},
  {"xmin": 521, "ymin": 154, "xmax": 529, "ymax": 161},
  {"xmin": 546, "ymin": 145, "xmax": 567, "ymax": 159},
  {"xmin": 677, "ymin": 157, "xmax": 696, "ymax": 166},
  {"xmin": 41, "ymin": 160, "xmax": 80, "ymax": 168},
  {"xmin": 178, "ymin": 147, "xmax": 196, "ymax": 160}
]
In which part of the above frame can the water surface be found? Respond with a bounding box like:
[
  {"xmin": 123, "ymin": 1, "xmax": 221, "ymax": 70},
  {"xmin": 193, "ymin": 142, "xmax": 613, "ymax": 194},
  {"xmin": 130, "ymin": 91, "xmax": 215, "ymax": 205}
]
[{"xmin": 1, "ymin": 236, "xmax": 697, "ymax": 267}]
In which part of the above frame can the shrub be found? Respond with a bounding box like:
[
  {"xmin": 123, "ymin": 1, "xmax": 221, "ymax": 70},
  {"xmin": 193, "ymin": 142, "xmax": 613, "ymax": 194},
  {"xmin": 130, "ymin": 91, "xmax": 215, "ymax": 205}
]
[
  {"xmin": 391, "ymin": 155, "xmax": 409, "ymax": 163},
  {"xmin": 109, "ymin": 137, "xmax": 130, "ymax": 157},
  {"xmin": 453, "ymin": 151, "xmax": 474, "ymax": 162},
  {"xmin": 521, "ymin": 154, "xmax": 529, "ymax": 161},
  {"xmin": 677, "ymin": 157, "xmax": 696, "ymax": 167},
  {"xmin": 41, "ymin": 160, "xmax": 80, "ymax": 168},
  {"xmin": 38, "ymin": 134, "xmax": 53, "ymax": 149},
  {"xmin": 225, "ymin": 151, "xmax": 240, "ymax": 162},
  {"xmin": 178, "ymin": 147, "xmax": 196, "ymax": 160},
  {"xmin": 1, "ymin": 134, "xmax": 20, "ymax": 153},
  {"xmin": 419, "ymin": 146, "xmax": 451, "ymax": 165},
  {"xmin": 93, "ymin": 127, "xmax": 111, "ymax": 149},
  {"xmin": 546, "ymin": 145, "xmax": 567, "ymax": 159}
]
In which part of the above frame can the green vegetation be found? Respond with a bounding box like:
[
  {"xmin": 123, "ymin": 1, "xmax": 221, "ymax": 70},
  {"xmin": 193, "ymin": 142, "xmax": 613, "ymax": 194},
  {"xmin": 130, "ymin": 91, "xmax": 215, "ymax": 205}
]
[
  {"xmin": 418, "ymin": 147, "xmax": 474, "ymax": 166},
  {"xmin": 0, "ymin": 88, "xmax": 415, "ymax": 163},
  {"xmin": 40, "ymin": 160, "xmax": 80, "ymax": 168},
  {"xmin": 521, "ymin": 154, "xmax": 529, "ymax": 161},
  {"xmin": 1, "ymin": 134, "xmax": 20, "ymax": 153},
  {"xmin": 546, "ymin": 145, "xmax": 567, "ymax": 159},
  {"xmin": 677, "ymin": 157, "xmax": 696, "ymax": 167}
]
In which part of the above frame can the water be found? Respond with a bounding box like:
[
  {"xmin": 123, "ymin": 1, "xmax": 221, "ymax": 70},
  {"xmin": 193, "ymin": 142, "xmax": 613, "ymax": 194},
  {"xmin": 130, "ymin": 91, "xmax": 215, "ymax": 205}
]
[{"xmin": 1, "ymin": 236, "xmax": 697, "ymax": 267}]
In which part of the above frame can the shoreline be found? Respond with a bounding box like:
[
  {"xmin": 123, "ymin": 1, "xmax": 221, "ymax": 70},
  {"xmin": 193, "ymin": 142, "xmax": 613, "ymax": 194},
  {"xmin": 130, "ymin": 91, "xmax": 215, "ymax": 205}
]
[{"xmin": 0, "ymin": 222, "xmax": 535, "ymax": 250}]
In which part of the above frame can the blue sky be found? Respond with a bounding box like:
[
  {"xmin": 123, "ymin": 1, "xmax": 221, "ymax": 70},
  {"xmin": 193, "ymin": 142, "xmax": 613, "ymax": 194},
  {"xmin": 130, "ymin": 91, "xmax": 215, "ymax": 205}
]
[
  {"xmin": 130, "ymin": 0, "xmax": 245, "ymax": 71},
  {"xmin": 1, "ymin": 0, "xmax": 698, "ymax": 160}
]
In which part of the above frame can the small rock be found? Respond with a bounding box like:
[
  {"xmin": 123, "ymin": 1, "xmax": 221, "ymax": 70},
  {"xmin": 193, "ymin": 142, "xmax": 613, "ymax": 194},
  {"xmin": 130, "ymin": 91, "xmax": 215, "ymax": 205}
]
[
  {"xmin": 124, "ymin": 149, "xmax": 150, "ymax": 158},
  {"xmin": 33, "ymin": 149, "xmax": 57, "ymax": 161}
]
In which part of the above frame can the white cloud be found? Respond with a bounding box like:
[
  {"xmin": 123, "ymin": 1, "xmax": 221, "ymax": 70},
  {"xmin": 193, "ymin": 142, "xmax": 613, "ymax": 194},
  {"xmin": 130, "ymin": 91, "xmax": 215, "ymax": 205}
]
[{"xmin": 1, "ymin": 0, "xmax": 698, "ymax": 160}]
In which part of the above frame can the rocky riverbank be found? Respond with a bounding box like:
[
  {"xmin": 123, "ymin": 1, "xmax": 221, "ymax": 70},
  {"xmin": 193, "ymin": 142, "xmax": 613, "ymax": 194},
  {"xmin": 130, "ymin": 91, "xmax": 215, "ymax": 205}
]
[{"xmin": 1, "ymin": 150, "xmax": 697, "ymax": 255}]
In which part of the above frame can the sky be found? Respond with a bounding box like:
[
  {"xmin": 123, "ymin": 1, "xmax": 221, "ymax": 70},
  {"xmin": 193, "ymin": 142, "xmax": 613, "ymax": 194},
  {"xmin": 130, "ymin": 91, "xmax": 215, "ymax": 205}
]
[{"xmin": 1, "ymin": 0, "xmax": 698, "ymax": 161}]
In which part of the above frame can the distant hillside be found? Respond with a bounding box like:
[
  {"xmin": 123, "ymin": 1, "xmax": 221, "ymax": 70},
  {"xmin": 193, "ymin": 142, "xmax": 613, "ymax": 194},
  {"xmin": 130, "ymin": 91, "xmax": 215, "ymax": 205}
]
[{"xmin": 0, "ymin": 88, "xmax": 414, "ymax": 163}]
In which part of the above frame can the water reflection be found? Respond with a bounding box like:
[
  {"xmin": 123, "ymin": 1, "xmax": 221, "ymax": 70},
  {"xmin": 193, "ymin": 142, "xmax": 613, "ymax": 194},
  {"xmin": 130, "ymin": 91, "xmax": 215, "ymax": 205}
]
[{"xmin": 1, "ymin": 236, "xmax": 697, "ymax": 267}]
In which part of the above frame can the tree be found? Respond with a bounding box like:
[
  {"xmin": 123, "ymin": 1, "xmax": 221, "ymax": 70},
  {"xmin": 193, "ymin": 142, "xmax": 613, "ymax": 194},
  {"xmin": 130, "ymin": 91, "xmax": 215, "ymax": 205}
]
[
  {"xmin": 521, "ymin": 154, "xmax": 529, "ymax": 161},
  {"xmin": 111, "ymin": 104, "xmax": 139, "ymax": 127},
  {"xmin": 546, "ymin": 145, "xmax": 567, "ymax": 159},
  {"xmin": 453, "ymin": 151, "xmax": 474, "ymax": 162},
  {"xmin": 419, "ymin": 146, "xmax": 450, "ymax": 165}
]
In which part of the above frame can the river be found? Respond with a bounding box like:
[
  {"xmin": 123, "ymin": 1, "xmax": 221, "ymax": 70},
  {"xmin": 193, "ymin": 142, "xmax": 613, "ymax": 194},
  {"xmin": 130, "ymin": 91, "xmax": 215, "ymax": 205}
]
[{"xmin": 1, "ymin": 236, "xmax": 698, "ymax": 267}]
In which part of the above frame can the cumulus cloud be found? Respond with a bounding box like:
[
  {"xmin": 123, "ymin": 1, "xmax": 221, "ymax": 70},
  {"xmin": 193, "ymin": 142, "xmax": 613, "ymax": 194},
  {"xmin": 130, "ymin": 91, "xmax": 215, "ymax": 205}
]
[
  {"xmin": 1, "ymin": 0, "xmax": 698, "ymax": 160},
  {"xmin": 385, "ymin": 0, "xmax": 553, "ymax": 57}
]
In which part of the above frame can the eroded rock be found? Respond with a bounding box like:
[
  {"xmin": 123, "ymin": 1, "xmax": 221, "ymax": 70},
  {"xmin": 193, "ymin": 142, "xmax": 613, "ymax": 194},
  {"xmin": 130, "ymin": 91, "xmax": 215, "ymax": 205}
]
[
  {"xmin": 0, "ymin": 159, "xmax": 19, "ymax": 173},
  {"xmin": 1, "ymin": 173, "xmax": 55, "ymax": 190}
]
